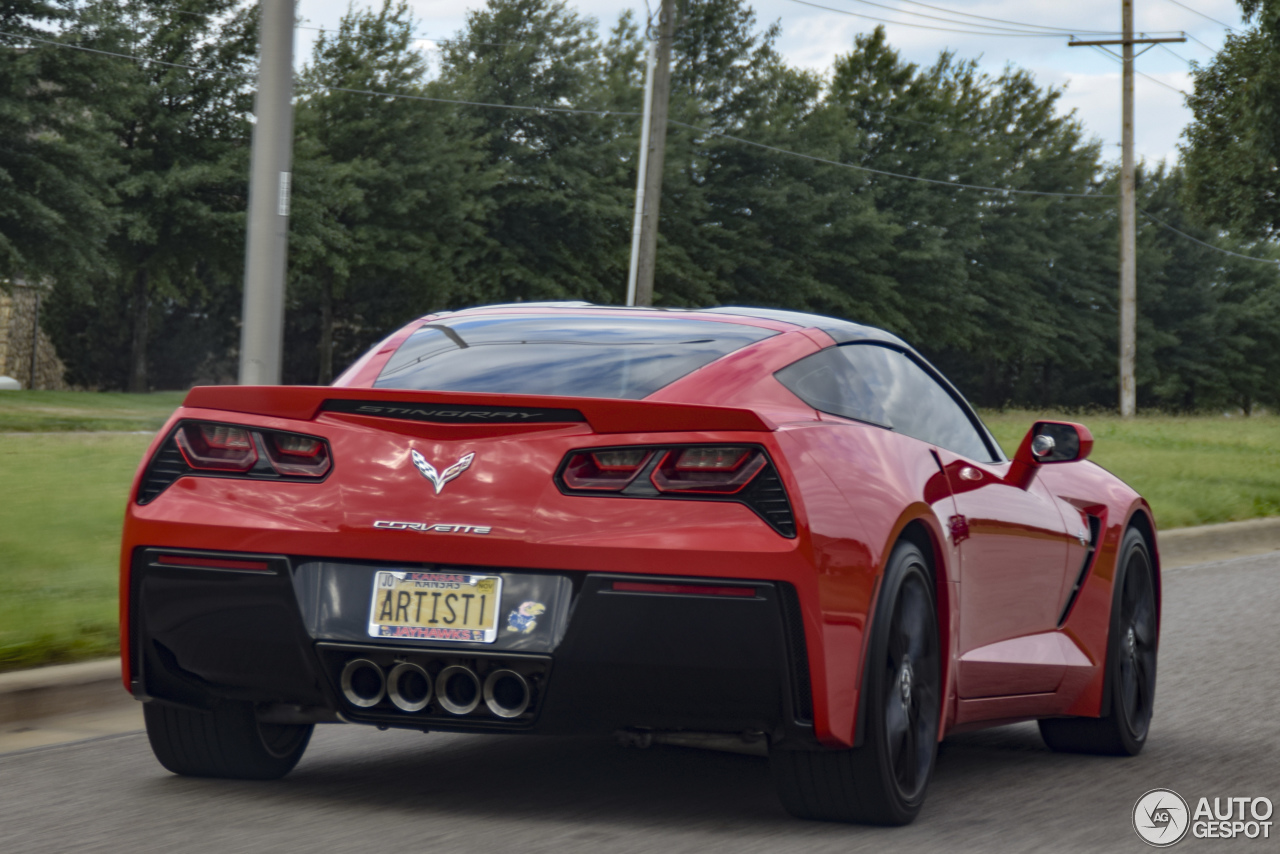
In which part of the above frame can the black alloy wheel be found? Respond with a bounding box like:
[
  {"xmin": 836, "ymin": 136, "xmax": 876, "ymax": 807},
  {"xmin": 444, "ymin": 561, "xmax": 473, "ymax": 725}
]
[
  {"xmin": 882, "ymin": 566, "xmax": 941, "ymax": 802},
  {"xmin": 771, "ymin": 540, "xmax": 941, "ymax": 825},
  {"xmin": 1040, "ymin": 527, "xmax": 1158, "ymax": 756}
]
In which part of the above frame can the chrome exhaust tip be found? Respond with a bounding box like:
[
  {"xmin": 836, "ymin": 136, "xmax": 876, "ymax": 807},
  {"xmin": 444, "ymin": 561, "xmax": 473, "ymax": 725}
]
[
  {"xmin": 387, "ymin": 662, "xmax": 433, "ymax": 713},
  {"xmin": 436, "ymin": 665, "xmax": 481, "ymax": 715},
  {"xmin": 483, "ymin": 669, "xmax": 531, "ymax": 719},
  {"xmin": 340, "ymin": 659, "xmax": 386, "ymax": 708}
]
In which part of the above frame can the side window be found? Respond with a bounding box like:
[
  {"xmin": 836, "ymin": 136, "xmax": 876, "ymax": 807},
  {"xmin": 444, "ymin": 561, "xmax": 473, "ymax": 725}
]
[
  {"xmin": 838, "ymin": 345, "xmax": 994, "ymax": 462},
  {"xmin": 774, "ymin": 347, "xmax": 889, "ymax": 426},
  {"xmin": 776, "ymin": 344, "xmax": 995, "ymax": 462}
]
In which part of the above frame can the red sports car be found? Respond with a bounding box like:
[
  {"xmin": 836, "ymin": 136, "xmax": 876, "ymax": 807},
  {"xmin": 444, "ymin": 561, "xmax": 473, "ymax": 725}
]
[{"xmin": 119, "ymin": 304, "xmax": 1159, "ymax": 824}]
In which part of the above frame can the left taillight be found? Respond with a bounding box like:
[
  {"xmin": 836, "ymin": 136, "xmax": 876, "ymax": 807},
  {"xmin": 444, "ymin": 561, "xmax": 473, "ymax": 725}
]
[
  {"xmin": 561, "ymin": 449, "xmax": 655, "ymax": 491},
  {"xmin": 171, "ymin": 421, "xmax": 331, "ymax": 478}
]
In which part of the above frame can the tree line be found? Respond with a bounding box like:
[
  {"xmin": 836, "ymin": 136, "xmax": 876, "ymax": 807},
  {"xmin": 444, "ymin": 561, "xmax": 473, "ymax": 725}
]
[{"xmin": 2, "ymin": 0, "xmax": 1279, "ymax": 410}]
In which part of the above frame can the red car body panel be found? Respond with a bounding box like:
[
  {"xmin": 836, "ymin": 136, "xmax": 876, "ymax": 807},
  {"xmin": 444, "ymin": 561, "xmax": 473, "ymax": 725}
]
[{"xmin": 120, "ymin": 305, "xmax": 1158, "ymax": 751}]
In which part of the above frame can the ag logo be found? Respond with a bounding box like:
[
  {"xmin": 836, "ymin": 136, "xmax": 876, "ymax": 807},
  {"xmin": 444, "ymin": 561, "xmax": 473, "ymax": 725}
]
[{"xmin": 1134, "ymin": 789, "xmax": 1190, "ymax": 847}]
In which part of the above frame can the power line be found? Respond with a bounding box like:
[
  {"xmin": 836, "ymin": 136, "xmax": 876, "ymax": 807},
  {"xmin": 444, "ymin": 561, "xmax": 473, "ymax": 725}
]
[
  {"xmin": 1141, "ymin": 211, "xmax": 1280, "ymax": 265},
  {"xmin": 1, "ymin": 23, "xmax": 1109, "ymax": 197},
  {"xmin": 309, "ymin": 81, "xmax": 639, "ymax": 117},
  {"xmin": 0, "ymin": 27, "xmax": 637, "ymax": 117},
  {"xmin": 670, "ymin": 120, "xmax": 1113, "ymax": 198},
  {"xmin": 1183, "ymin": 32, "xmax": 1218, "ymax": 52},
  {"xmin": 834, "ymin": 0, "xmax": 1120, "ymax": 36},
  {"xmin": 1156, "ymin": 0, "xmax": 1236, "ymax": 31},
  {"xmin": 11, "ymin": 22, "xmax": 1278, "ymax": 265},
  {"xmin": 1156, "ymin": 42, "xmax": 1193, "ymax": 64},
  {"xmin": 1088, "ymin": 45, "xmax": 1187, "ymax": 95},
  {"xmin": 0, "ymin": 27, "xmax": 256, "ymax": 78},
  {"xmin": 864, "ymin": 0, "xmax": 1118, "ymax": 34},
  {"xmin": 296, "ymin": 22, "xmax": 537, "ymax": 50},
  {"xmin": 785, "ymin": 0, "xmax": 1184, "ymax": 39},
  {"xmin": 160, "ymin": 8, "xmax": 543, "ymax": 50},
  {"xmin": 783, "ymin": 0, "xmax": 1079, "ymax": 37}
]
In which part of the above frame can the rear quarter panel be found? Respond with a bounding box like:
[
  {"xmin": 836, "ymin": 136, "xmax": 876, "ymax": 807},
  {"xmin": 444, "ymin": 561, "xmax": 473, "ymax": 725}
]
[{"xmin": 775, "ymin": 420, "xmax": 958, "ymax": 746}]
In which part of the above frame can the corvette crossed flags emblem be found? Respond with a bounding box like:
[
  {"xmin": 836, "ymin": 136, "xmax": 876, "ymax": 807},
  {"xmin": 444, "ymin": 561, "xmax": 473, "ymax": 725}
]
[{"xmin": 411, "ymin": 450, "xmax": 475, "ymax": 495}]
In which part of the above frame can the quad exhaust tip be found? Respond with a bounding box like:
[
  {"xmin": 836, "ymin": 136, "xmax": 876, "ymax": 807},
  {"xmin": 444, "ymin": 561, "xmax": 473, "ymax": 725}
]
[
  {"xmin": 437, "ymin": 665, "xmax": 482, "ymax": 715},
  {"xmin": 341, "ymin": 659, "xmax": 531, "ymax": 718},
  {"xmin": 483, "ymin": 669, "xmax": 531, "ymax": 719},
  {"xmin": 340, "ymin": 659, "xmax": 386, "ymax": 708},
  {"xmin": 387, "ymin": 662, "xmax": 433, "ymax": 713}
]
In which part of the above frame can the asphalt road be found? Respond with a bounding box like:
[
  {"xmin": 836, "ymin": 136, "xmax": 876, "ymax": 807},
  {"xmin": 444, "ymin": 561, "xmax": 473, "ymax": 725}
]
[{"xmin": 2, "ymin": 552, "xmax": 1277, "ymax": 854}]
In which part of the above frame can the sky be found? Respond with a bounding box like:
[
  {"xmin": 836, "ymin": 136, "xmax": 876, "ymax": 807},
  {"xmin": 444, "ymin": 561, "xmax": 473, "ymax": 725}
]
[{"xmin": 293, "ymin": 0, "xmax": 1249, "ymax": 165}]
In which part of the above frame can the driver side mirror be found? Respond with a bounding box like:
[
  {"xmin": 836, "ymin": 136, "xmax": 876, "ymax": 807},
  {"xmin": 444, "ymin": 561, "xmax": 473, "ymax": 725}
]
[{"xmin": 1008, "ymin": 421, "xmax": 1094, "ymax": 489}]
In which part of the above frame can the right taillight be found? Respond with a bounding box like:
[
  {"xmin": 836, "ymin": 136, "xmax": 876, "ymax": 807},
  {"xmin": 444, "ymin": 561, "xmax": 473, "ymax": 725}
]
[
  {"xmin": 263, "ymin": 431, "xmax": 332, "ymax": 477},
  {"xmin": 555, "ymin": 443, "xmax": 795, "ymax": 537},
  {"xmin": 651, "ymin": 446, "xmax": 766, "ymax": 494}
]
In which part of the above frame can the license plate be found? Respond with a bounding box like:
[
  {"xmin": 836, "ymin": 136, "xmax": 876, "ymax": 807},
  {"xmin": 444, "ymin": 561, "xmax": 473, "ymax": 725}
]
[{"xmin": 367, "ymin": 571, "xmax": 503, "ymax": 643}]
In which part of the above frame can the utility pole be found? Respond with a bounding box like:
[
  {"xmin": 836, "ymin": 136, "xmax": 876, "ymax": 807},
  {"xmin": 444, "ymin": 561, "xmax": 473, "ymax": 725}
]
[
  {"xmin": 1069, "ymin": 5, "xmax": 1183, "ymax": 417},
  {"xmin": 239, "ymin": 0, "xmax": 296, "ymax": 385},
  {"xmin": 626, "ymin": 39, "xmax": 657, "ymax": 307},
  {"xmin": 630, "ymin": 0, "xmax": 677, "ymax": 307}
]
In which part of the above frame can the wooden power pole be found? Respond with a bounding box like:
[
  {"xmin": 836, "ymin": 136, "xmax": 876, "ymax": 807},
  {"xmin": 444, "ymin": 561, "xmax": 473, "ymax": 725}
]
[
  {"xmin": 239, "ymin": 0, "xmax": 296, "ymax": 385},
  {"xmin": 1069, "ymin": 3, "xmax": 1183, "ymax": 417},
  {"xmin": 629, "ymin": 0, "xmax": 677, "ymax": 307}
]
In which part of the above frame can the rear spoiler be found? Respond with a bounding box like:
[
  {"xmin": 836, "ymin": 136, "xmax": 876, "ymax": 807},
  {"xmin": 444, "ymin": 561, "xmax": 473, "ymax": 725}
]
[{"xmin": 182, "ymin": 386, "xmax": 774, "ymax": 433}]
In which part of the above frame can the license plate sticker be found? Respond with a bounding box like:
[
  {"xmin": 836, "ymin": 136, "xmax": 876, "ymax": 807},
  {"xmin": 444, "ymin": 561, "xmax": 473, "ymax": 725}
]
[{"xmin": 367, "ymin": 571, "xmax": 503, "ymax": 643}]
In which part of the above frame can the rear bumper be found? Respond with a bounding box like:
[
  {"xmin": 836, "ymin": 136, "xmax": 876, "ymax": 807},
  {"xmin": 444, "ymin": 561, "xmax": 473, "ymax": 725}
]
[{"xmin": 126, "ymin": 548, "xmax": 817, "ymax": 744}]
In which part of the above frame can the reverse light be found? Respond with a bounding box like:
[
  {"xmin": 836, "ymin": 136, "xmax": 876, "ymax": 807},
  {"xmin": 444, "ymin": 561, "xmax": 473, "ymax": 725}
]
[
  {"xmin": 175, "ymin": 423, "xmax": 258, "ymax": 471},
  {"xmin": 652, "ymin": 446, "xmax": 766, "ymax": 494},
  {"xmin": 561, "ymin": 449, "xmax": 654, "ymax": 491}
]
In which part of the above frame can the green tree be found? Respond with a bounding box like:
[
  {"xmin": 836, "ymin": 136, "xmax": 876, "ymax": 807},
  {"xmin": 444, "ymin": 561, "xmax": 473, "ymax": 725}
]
[
  {"xmin": 436, "ymin": 0, "xmax": 634, "ymax": 304},
  {"xmin": 815, "ymin": 29, "xmax": 1115, "ymax": 407},
  {"xmin": 0, "ymin": 0, "xmax": 113, "ymax": 281},
  {"xmin": 1183, "ymin": 0, "xmax": 1280, "ymax": 239},
  {"xmin": 287, "ymin": 0, "xmax": 497, "ymax": 384},
  {"xmin": 43, "ymin": 0, "xmax": 259, "ymax": 391}
]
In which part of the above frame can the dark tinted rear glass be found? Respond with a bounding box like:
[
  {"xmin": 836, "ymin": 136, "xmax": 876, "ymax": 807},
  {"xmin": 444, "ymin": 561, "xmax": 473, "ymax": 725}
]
[{"xmin": 374, "ymin": 315, "xmax": 776, "ymax": 399}]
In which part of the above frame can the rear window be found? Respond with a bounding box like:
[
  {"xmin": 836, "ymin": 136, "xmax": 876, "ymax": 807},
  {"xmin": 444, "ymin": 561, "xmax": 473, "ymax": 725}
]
[{"xmin": 373, "ymin": 315, "xmax": 777, "ymax": 399}]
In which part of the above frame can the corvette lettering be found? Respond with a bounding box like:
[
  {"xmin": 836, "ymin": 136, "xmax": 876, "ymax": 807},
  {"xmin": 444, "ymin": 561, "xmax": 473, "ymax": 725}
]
[{"xmin": 374, "ymin": 520, "xmax": 492, "ymax": 534}]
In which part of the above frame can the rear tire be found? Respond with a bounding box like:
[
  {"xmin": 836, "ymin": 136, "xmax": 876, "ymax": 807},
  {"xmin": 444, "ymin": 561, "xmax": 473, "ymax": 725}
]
[
  {"xmin": 1039, "ymin": 527, "xmax": 1158, "ymax": 756},
  {"xmin": 144, "ymin": 701, "xmax": 312, "ymax": 780},
  {"xmin": 771, "ymin": 540, "xmax": 941, "ymax": 825}
]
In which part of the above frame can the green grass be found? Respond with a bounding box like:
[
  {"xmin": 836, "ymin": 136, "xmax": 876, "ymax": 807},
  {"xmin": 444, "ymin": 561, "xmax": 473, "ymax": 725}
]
[
  {"xmin": 0, "ymin": 390, "xmax": 186, "ymax": 432},
  {"xmin": 981, "ymin": 411, "xmax": 1280, "ymax": 529},
  {"xmin": 0, "ymin": 433, "xmax": 154, "ymax": 671},
  {"xmin": 0, "ymin": 397, "xmax": 1277, "ymax": 672}
]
